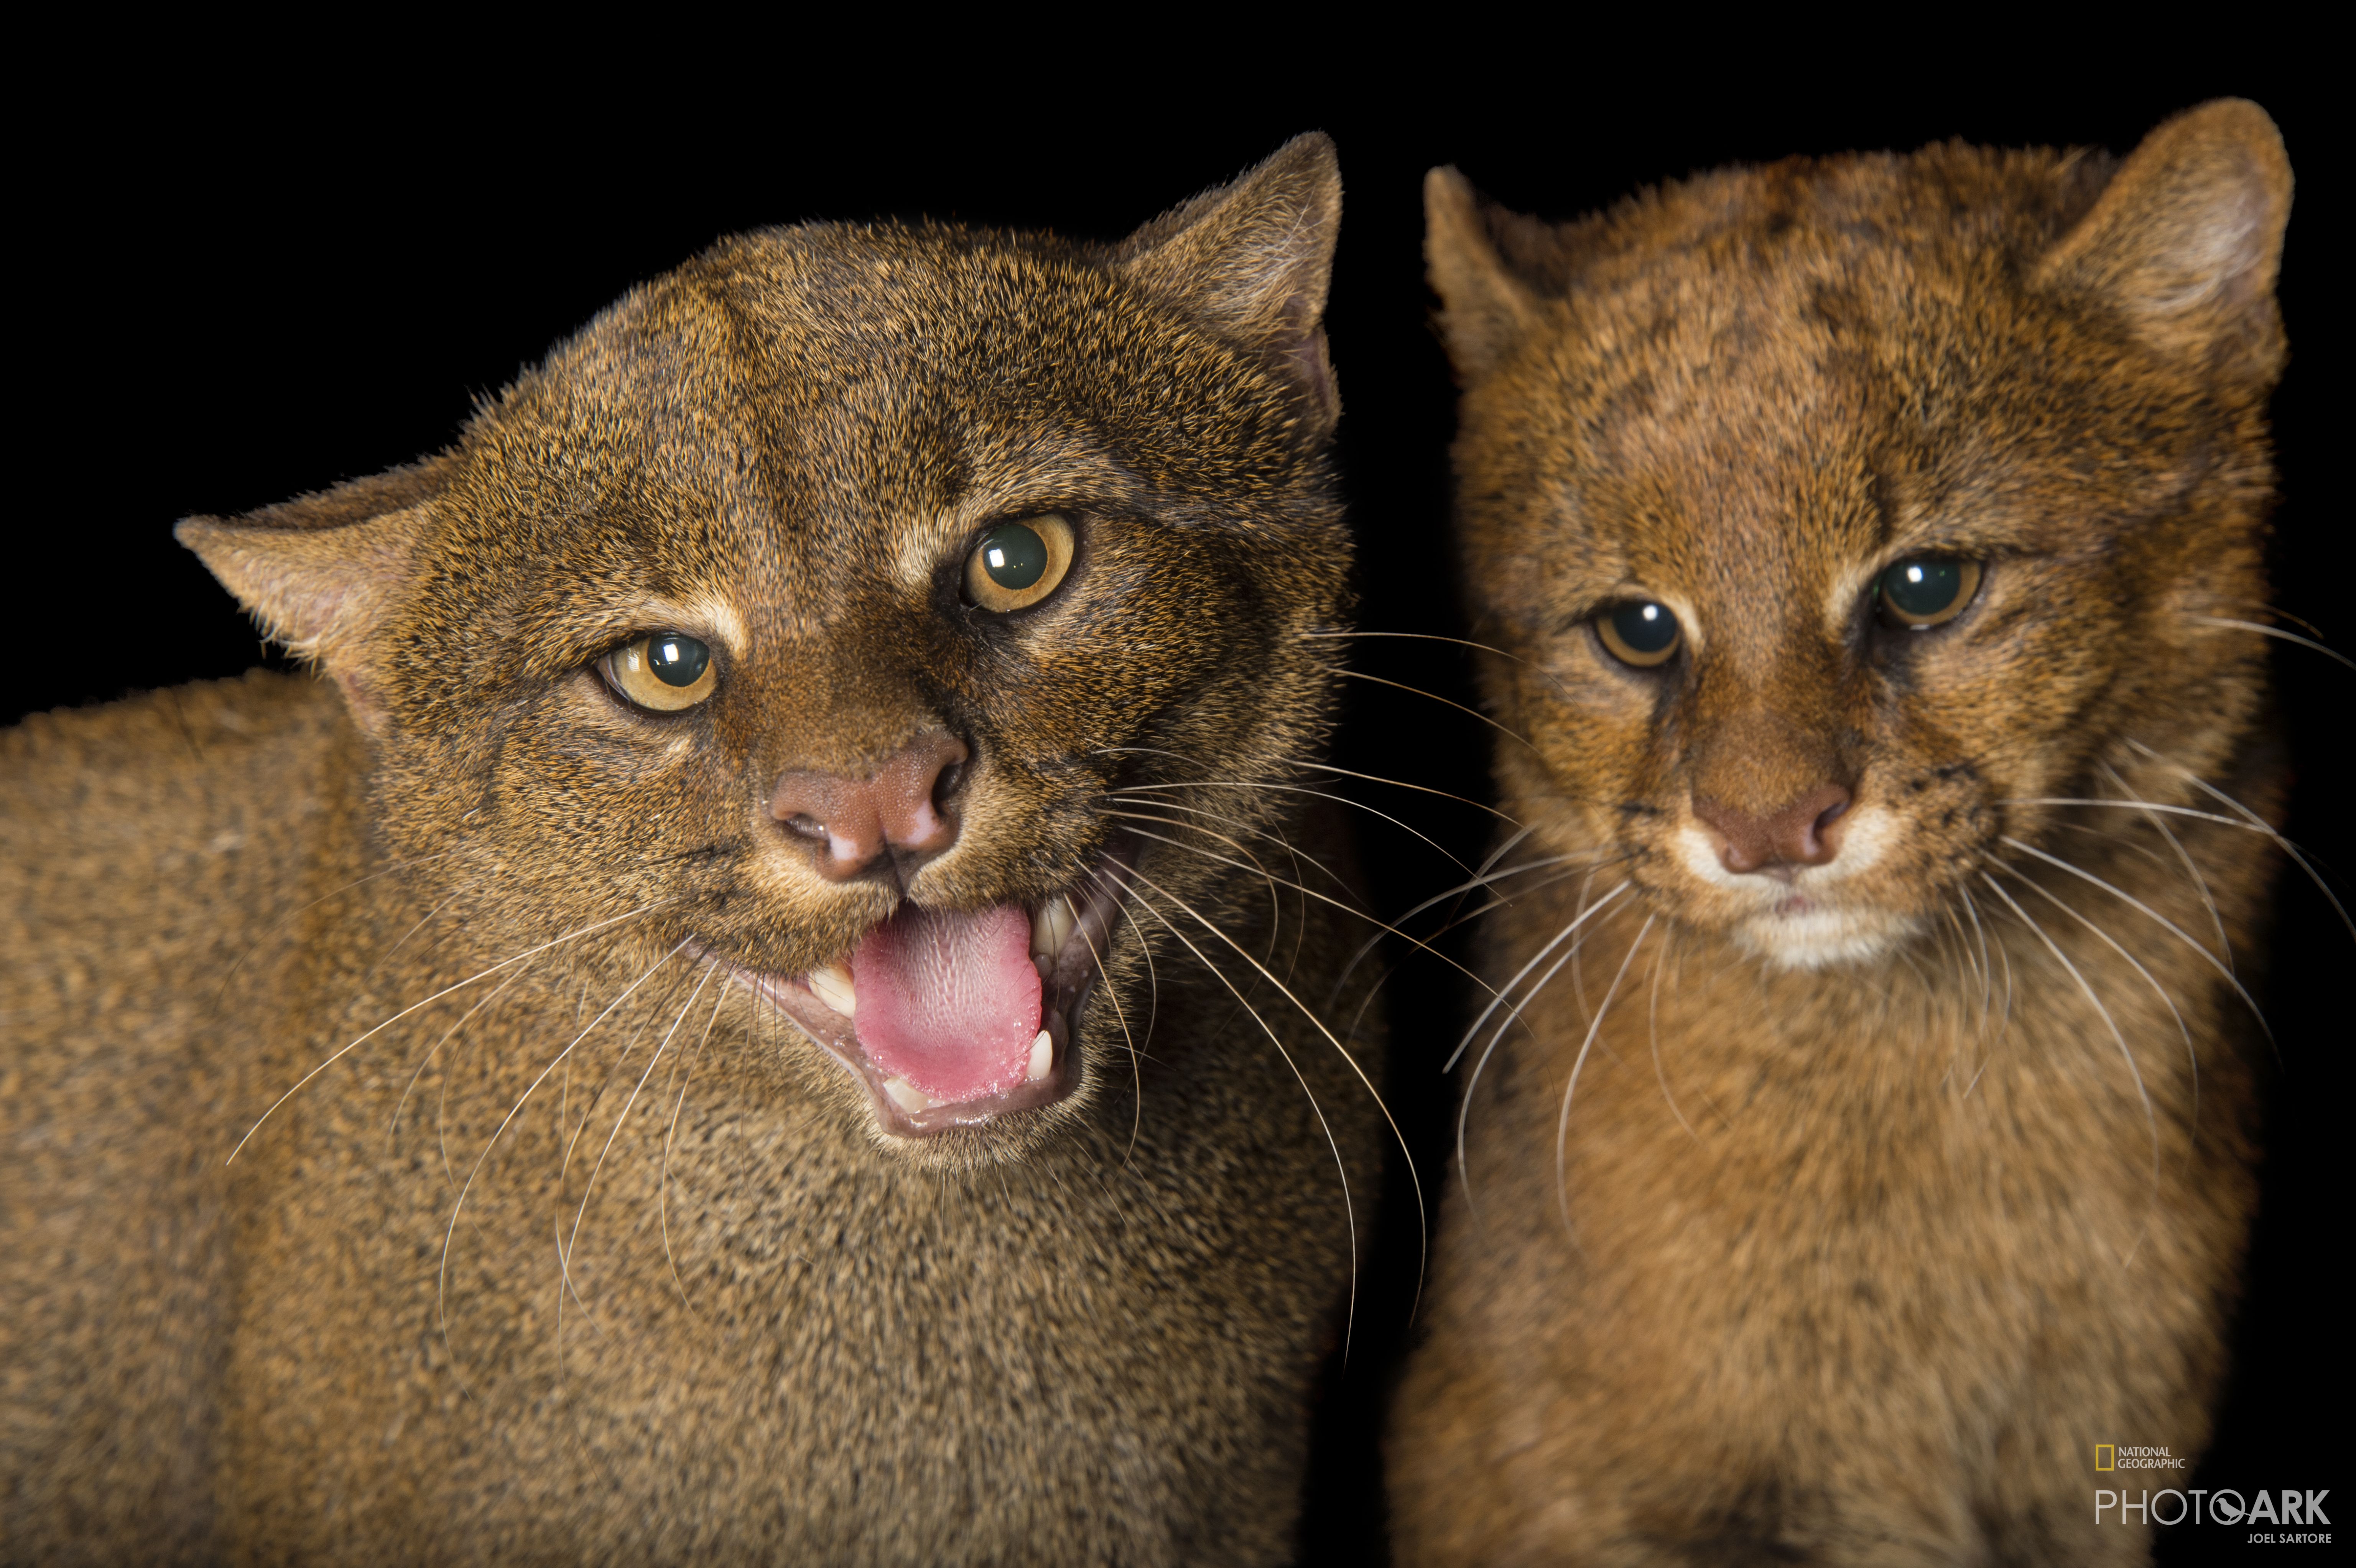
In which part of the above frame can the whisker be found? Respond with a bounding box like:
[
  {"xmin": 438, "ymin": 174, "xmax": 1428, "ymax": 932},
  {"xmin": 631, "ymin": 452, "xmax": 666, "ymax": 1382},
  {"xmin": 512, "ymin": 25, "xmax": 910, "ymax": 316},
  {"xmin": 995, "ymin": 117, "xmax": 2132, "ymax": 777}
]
[
  {"xmin": 1071, "ymin": 896, "xmax": 1147, "ymax": 1169},
  {"xmin": 1334, "ymin": 668, "xmax": 1541, "ymax": 754},
  {"xmin": 1283, "ymin": 758, "xmax": 1522, "ymax": 826},
  {"xmin": 211, "ymin": 847, "xmax": 464, "ymax": 999},
  {"xmin": 1444, "ymin": 880, "xmax": 1633, "ymax": 1073},
  {"xmin": 2099, "ymin": 761, "xmax": 2233, "ymax": 976},
  {"xmin": 2189, "ymin": 615, "xmax": 2356, "ymax": 672},
  {"xmin": 1104, "ymin": 811, "xmax": 1503, "ymax": 1001},
  {"xmin": 2148, "ymin": 747, "xmax": 2356, "ymax": 944},
  {"xmin": 227, "ymin": 901, "xmax": 672, "ymax": 1164},
  {"xmin": 1998, "ymin": 835, "xmax": 2275, "ymax": 1059},
  {"xmin": 1091, "ymin": 793, "xmax": 1358, "ymax": 896},
  {"xmin": 1645, "ymin": 924, "xmax": 1697, "ymax": 1142},
  {"xmin": 439, "ymin": 939, "xmax": 689, "ymax": 1360},
  {"xmin": 1986, "ymin": 859, "xmax": 2198, "ymax": 1127},
  {"xmin": 1978, "ymin": 873, "xmax": 2159, "ymax": 1260},
  {"xmin": 1110, "ymin": 860, "xmax": 1427, "ymax": 1309},
  {"xmin": 1109, "ymin": 779, "xmax": 1473, "ymax": 874},
  {"xmin": 1556, "ymin": 915, "xmax": 1656, "ymax": 1239},
  {"xmin": 1456, "ymin": 884, "xmax": 1632, "ymax": 1211},
  {"xmin": 1104, "ymin": 867, "xmax": 1366, "ymax": 1355},
  {"xmin": 387, "ymin": 960, "xmax": 536, "ymax": 1153},
  {"xmin": 556, "ymin": 960, "xmax": 720, "ymax": 1357},
  {"xmin": 1295, "ymin": 628, "xmax": 1580, "ymax": 705},
  {"xmin": 1095, "ymin": 811, "xmax": 1290, "ymax": 969},
  {"xmin": 660, "ymin": 974, "xmax": 735, "ymax": 1315}
]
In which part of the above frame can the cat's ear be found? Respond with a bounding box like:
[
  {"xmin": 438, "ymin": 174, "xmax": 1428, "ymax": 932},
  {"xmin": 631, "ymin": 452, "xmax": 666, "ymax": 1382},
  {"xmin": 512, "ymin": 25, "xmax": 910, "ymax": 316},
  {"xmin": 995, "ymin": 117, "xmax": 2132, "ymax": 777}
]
[
  {"xmin": 2036, "ymin": 98, "xmax": 2292, "ymax": 383},
  {"xmin": 1119, "ymin": 132, "xmax": 1343, "ymax": 434},
  {"xmin": 176, "ymin": 453, "xmax": 452, "ymax": 732},
  {"xmin": 1424, "ymin": 167, "xmax": 1547, "ymax": 383}
]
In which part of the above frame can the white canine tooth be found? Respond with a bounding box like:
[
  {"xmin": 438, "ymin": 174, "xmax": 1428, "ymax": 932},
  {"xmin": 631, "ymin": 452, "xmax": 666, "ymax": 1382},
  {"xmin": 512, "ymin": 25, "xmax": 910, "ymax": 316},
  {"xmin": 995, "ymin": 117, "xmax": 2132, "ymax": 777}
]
[
  {"xmin": 1026, "ymin": 1030, "xmax": 1053, "ymax": 1083},
  {"xmin": 883, "ymin": 1076, "xmax": 930, "ymax": 1114},
  {"xmin": 808, "ymin": 962, "xmax": 856, "ymax": 1017},
  {"xmin": 1031, "ymin": 897, "xmax": 1078, "ymax": 960}
]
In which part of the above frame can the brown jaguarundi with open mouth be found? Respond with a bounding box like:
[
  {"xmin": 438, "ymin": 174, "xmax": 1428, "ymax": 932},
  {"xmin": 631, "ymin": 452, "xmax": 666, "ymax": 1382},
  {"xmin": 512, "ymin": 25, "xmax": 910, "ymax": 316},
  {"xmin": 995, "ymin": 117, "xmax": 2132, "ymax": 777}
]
[{"xmin": 1, "ymin": 135, "xmax": 1391, "ymax": 1566}]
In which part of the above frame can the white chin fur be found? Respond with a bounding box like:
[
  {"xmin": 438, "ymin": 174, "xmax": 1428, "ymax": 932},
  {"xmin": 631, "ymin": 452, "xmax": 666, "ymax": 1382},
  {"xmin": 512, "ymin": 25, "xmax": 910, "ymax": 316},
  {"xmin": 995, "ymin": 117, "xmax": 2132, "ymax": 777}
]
[{"xmin": 1733, "ymin": 907, "xmax": 1922, "ymax": 970}]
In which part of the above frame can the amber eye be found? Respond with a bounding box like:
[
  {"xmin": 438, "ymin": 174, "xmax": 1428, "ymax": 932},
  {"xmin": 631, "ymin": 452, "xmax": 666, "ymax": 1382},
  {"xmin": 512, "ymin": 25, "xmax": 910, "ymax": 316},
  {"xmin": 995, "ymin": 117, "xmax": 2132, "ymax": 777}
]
[
  {"xmin": 1876, "ymin": 557, "xmax": 1983, "ymax": 629},
  {"xmin": 1596, "ymin": 600, "xmax": 1682, "ymax": 668},
  {"xmin": 965, "ymin": 513, "xmax": 1076, "ymax": 613},
  {"xmin": 605, "ymin": 632, "xmax": 717, "ymax": 712}
]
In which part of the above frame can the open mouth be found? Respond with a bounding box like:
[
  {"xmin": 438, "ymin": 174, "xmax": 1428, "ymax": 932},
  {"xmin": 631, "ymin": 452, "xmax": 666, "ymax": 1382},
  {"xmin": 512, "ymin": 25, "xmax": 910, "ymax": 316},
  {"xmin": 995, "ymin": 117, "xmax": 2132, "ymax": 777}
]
[{"xmin": 731, "ymin": 865, "xmax": 1127, "ymax": 1137}]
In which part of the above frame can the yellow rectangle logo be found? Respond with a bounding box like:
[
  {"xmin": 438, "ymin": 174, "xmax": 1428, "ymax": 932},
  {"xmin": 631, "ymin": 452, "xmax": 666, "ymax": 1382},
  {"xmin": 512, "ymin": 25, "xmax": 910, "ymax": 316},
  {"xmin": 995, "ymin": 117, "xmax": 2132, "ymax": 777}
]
[{"xmin": 2096, "ymin": 1445, "xmax": 2115, "ymax": 1471}]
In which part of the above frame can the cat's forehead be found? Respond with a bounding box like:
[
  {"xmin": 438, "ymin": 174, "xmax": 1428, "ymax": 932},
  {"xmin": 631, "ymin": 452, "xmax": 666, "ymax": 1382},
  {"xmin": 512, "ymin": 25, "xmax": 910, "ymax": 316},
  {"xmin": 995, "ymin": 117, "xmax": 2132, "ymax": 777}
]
[{"xmin": 429, "ymin": 225, "xmax": 1282, "ymax": 621}]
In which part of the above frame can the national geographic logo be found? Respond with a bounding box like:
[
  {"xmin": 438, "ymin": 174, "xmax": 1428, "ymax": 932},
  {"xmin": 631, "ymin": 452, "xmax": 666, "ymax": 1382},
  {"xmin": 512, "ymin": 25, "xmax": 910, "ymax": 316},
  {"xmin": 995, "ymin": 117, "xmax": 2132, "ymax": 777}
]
[{"xmin": 2096, "ymin": 1443, "xmax": 2188, "ymax": 1472}]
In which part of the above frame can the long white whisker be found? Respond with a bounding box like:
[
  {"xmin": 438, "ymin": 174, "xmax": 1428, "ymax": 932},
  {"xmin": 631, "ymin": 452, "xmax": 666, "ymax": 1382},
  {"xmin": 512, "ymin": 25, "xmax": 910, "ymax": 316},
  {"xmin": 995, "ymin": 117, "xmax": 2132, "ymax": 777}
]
[
  {"xmin": 1109, "ymin": 779, "xmax": 1474, "ymax": 875},
  {"xmin": 1979, "ymin": 874, "xmax": 2158, "ymax": 1261},
  {"xmin": 1557, "ymin": 916, "xmax": 1656, "ymax": 1239},
  {"xmin": 1104, "ymin": 867, "xmax": 1364, "ymax": 1356},
  {"xmin": 1069, "ymin": 894, "xmax": 1147, "ymax": 1169},
  {"xmin": 1105, "ymin": 811, "xmax": 1502, "ymax": 999},
  {"xmin": 2189, "ymin": 615, "xmax": 2356, "ymax": 672},
  {"xmin": 1645, "ymin": 925, "xmax": 1696, "ymax": 1142},
  {"xmin": 2099, "ymin": 762, "xmax": 2234, "ymax": 974},
  {"xmin": 1093, "ymin": 794, "xmax": 1358, "ymax": 895},
  {"xmin": 1333, "ymin": 668, "xmax": 1542, "ymax": 754},
  {"xmin": 1988, "ymin": 859, "xmax": 2198, "ymax": 1125},
  {"xmin": 439, "ymin": 939, "xmax": 689, "ymax": 1354},
  {"xmin": 1999, "ymin": 836, "xmax": 2274, "ymax": 1057},
  {"xmin": 1295, "ymin": 628, "xmax": 1581, "ymax": 706},
  {"xmin": 387, "ymin": 960, "xmax": 536, "ymax": 1152},
  {"xmin": 1456, "ymin": 885, "xmax": 1632, "ymax": 1211},
  {"xmin": 1282, "ymin": 758, "xmax": 1523, "ymax": 826},
  {"xmin": 660, "ymin": 974, "xmax": 735, "ymax": 1314},
  {"xmin": 1444, "ymin": 880, "xmax": 1632, "ymax": 1073},
  {"xmin": 1096, "ymin": 811, "xmax": 1290, "ymax": 969},
  {"xmin": 563, "ymin": 959, "xmax": 719, "ymax": 1300},
  {"xmin": 1112, "ymin": 860, "xmax": 1426, "ymax": 1310},
  {"xmin": 228, "ymin": 901, "xmax": 671, "ymax": 1164},
  {"xmin": 2157, "ymin": 753, "xmax": 2356, "ymax": 944}
]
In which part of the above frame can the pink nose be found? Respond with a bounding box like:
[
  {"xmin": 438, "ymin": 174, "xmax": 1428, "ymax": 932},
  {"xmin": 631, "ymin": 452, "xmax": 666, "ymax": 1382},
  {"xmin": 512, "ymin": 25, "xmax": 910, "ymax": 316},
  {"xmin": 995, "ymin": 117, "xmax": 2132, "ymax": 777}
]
[
  {"xmin": 1692, "ymin": 783, "xmax": 1852, "ymax": 876},
  {"xmin": 770, "ymin": 732, "xmax": 969, "ymax": 882}
]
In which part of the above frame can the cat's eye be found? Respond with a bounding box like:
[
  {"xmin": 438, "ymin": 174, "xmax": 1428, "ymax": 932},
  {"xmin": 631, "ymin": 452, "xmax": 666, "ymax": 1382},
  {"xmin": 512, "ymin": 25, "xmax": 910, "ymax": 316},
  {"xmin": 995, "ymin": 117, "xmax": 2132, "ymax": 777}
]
[
  {"xmin": 1876, "ymin": 556, "xmax": 1983, "ymax": 630},
  {"xmin": 1596, "ymin": 600, "xmax": 1682, "ymax": 668},
  {"xmin": 965, "ymin": 513, "xmax": 1076, "ymax": 613},
  {"xmin": 605, "ymin": 632, "xmax": 717, "ymax": 712}
]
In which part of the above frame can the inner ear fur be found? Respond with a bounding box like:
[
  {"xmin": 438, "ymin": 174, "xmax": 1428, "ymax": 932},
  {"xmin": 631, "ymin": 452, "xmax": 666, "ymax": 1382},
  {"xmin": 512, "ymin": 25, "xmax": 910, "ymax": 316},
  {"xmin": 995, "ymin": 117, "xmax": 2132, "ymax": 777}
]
[
  {"xmin": 177, "ymin": 453, "xmax": 452, "ymax": 720},
  {"xmin": 1423, "ymin": 166, "xmax": 1549, "ymax": 384},
  {"xmin": 2036, "ymin": 97, "xmax": 2292, "ymax": 383},
  {"xmin": 1118, "ymin": 132, "xmax": 1343, "ymax": 434}
]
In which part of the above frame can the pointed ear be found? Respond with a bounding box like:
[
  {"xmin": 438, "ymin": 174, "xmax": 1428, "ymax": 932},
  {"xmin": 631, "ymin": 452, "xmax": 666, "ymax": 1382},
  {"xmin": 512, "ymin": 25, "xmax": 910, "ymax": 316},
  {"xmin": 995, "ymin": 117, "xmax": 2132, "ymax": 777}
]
[
  {"xmin": 1425, "ymin": 166, "xmax": 1547, "ymax": 383},
  {"xmin": 1120, "ymin": 132, "xmax": 1343, "ymax": 434},
  {"xmin": 2035, "ymin": 98, "xmax": 2292, "ymax": 383},
  {"xmin": 176, "ymin": 453, "xmax": 452, "ymax": 728}
]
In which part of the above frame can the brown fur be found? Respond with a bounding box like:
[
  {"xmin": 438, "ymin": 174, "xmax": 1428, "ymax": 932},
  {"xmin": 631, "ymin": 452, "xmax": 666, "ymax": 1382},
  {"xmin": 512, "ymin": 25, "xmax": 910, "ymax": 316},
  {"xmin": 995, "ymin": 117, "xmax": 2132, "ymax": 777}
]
[
  {"xmin": 1388, "ymin": 102, "xmax": 2293, "ymax": 1565},
  {"xmin": 1, "ymin": 136, "xmax": 1387, "ymax": 1564}
]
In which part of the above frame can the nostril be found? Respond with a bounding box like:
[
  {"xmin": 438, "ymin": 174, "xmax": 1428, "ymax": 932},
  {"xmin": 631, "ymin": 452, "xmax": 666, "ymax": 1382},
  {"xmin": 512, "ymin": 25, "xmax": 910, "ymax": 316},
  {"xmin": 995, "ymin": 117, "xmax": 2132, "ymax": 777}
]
[
  {"xmin": 932, "ymin": 756, "xmax": 967, "ymax": 809},
  {"xmin": 782, "ymin": 813, "xmax": 828, "ymax": 842}
]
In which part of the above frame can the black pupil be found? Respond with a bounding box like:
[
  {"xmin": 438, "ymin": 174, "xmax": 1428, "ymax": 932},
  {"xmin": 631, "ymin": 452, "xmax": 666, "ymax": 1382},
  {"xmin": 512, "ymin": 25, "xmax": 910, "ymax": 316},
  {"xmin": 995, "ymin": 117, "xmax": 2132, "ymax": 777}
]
[
  {"xmin": 647, "ymin": 635, "xmax": 709, "ymax": 687},
  {"xmin": 1883, "ymin": 558, "xmax": 1963, "ymax": 619},
  {"xmin": 980, "ymin": 523, "xmax": 1048, "ymax": 591},
  {"xmin": 1611, "ymin": 601, "xmax": 1678, "ymax": 655}
]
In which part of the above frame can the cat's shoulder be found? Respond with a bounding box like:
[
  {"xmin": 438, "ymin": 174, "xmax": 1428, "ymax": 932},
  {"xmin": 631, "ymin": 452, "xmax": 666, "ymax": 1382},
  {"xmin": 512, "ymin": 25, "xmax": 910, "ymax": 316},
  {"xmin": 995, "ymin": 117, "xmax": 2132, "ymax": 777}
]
[
  {"xmin": 5, "ymin": 668, "xmax": 342, "ymax": 786},
  {"xmin": 3, "ymin": 670, "xmax": 349, "ymax": 915}
]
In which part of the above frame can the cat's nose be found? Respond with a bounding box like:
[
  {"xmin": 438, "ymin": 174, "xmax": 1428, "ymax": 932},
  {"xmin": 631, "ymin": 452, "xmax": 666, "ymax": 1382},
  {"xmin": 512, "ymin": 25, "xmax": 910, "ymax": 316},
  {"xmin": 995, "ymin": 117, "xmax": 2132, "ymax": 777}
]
[
  {"xmin": 1692, "ymin": 783, "xmax": 1851, "ymax": 877},
  {"xmin": 770, "ymin": 731, "xmax": 969, "ymax": 883}
]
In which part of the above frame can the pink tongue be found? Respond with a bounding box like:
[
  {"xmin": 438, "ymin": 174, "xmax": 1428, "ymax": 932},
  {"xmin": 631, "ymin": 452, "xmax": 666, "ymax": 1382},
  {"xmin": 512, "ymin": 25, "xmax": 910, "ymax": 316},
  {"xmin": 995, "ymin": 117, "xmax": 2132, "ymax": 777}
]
[{"xmin": 849, "ymin": 903, "xmax": 1042, "ymax": 1103}]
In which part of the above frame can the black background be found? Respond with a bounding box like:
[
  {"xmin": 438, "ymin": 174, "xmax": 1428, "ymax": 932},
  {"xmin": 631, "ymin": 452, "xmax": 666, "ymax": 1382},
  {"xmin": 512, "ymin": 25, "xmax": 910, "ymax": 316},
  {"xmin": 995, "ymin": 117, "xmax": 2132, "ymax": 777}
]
[{"xmin": 21, "ymin": 51, "xmax": 2341, "ymax": 1565}]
